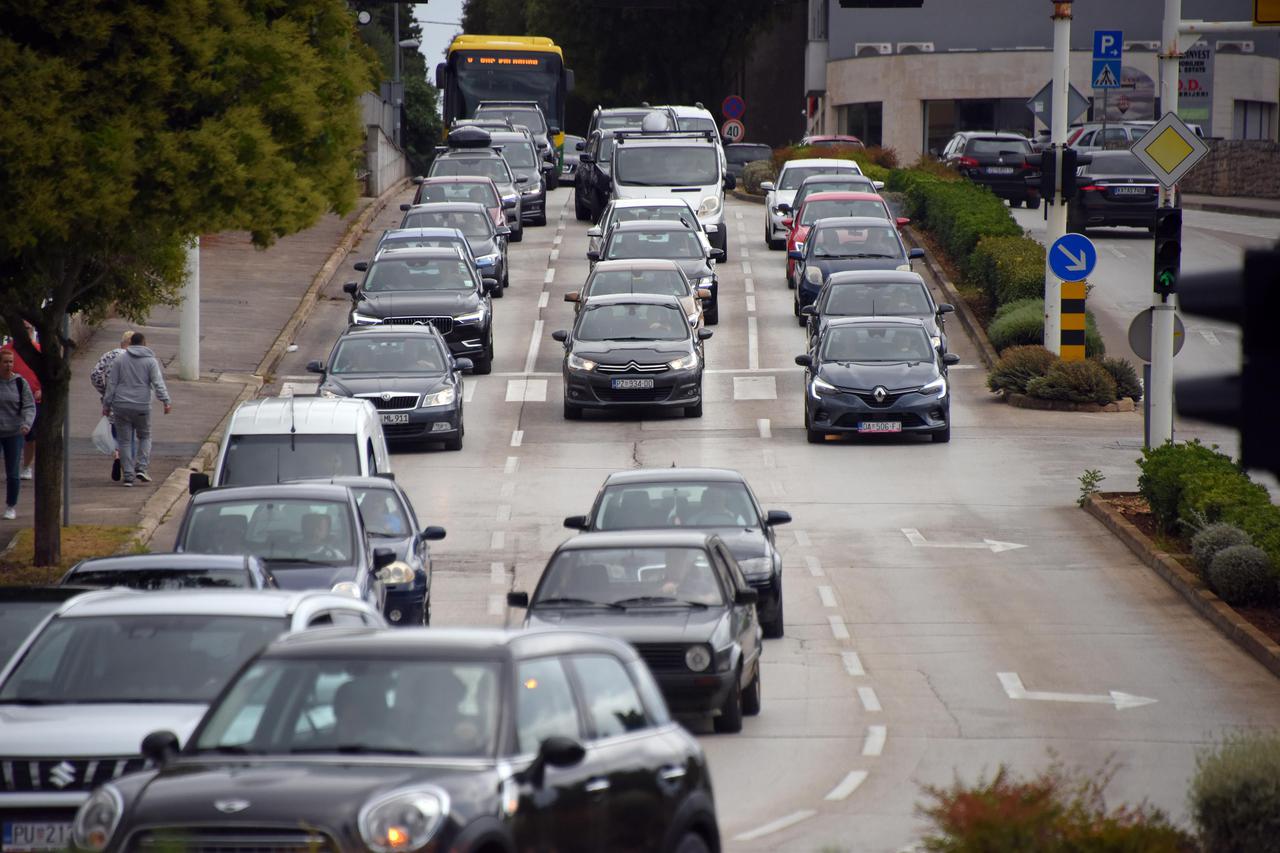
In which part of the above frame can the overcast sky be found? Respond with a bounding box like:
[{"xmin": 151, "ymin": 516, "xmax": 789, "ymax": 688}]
[{"xmin": 413, "ymin": 0, "xmax": 465, "ymax": 72}]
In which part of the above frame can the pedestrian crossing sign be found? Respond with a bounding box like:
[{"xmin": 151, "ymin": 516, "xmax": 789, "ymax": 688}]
[{"xmin": 1092, "ymin": 59, "xmax": 1121, "ymax": 89}]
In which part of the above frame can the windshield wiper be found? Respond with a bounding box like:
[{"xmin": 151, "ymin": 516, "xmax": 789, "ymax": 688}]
[
  {"xmin": 197, "ymin": 745, "xmax": 261, "ymax": 755},
  {"xmin": 612, "ymin": 596, "xmax": 709, "ymax": 609},
  {"xmin": 534, "ymin": 596, "xmax": 625, "ymax": 610},
  {"xmin": 289, "ymin": 745, "xmax": 424, "ymax": 756}
]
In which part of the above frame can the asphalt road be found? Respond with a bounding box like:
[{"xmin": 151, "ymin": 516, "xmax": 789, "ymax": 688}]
[{"xmin": 260, "ymin": 188, "xmax": 1280, "ymax": 851}]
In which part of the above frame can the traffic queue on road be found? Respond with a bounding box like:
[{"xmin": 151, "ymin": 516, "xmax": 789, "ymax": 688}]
[{"xmin": 0, "ymin": 98, "xmax": 967, "ymax": 851}]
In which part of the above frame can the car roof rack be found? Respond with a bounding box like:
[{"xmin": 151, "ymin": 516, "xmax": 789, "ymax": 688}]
[{"xmin": 613, "ymin": 129, "xmax": 717, "ymax": 144}]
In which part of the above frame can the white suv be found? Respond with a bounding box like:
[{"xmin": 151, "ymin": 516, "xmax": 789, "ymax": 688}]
[{"xmin": 760, "ymin": 158, "xmax": 863, "ymax": 250}]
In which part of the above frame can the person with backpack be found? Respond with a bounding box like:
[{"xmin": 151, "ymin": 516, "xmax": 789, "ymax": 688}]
[{"xmin": 0, "ymin": 348, "xmax": 36, "ymax": 519}]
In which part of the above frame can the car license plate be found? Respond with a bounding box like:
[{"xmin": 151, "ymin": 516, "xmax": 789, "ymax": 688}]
[
  {"xmin": 381, "ymin": 413, "xmax": 410, "ymax": 425},
  {"xmin": 3, "ymin": 822, "xmax": 72, "ymax": 852},
  {"xmin": 611, "ymin": 378, "xmax": 655, "ymax": 390},
  {"xmin": 858, "ymin": 421, "xmax": 901, "ymax": 433},
  {"xmin": 987, "ymin": 166, "xmax": 1015, "ymax": 175},
  {"xmin": 1112, "ymin": 186, "xmax": 1147, "ymax": 195}
]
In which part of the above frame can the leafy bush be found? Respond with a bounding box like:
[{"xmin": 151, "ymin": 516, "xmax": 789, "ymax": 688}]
[
  {"xmin": 916, "ymin": 760, "xmax": 1196, "ymax": 852},
  {"xmin": 1190, "ymin": 731, "xmax": 1280, "ymax": 853},
  {"xmin": 741, "ymin": 160, "xmax": 777, "ymax": 195},
  {"xmin": 986, "ymin": 298, "xmax": 1105, "ymax": 357},
  {"xmin": 1177, "ymin": 468, "xmax": 1280, "ymax": 570},
  {"xmin": 1137, "ymin": 441, "xmax": 1241, "ymax": 534},
  {"xmin": 966, "ymin": 235, "xmax": 1045, "ymax": 306},
  {"xmin": 1191, "ymin": 523, "xmax": 1253, "ymax": 580},
  {"xmin": 1025, "ymin": 360, "xmax": 1118, "ymax": 405},
  {"xmin": 1209, "ymin": 545, "xmax": 1278, "ymax": 607},
  {"xmin": 770, "ymin": 145, "xmax": 892, "ymax": 183},
  {"xmin": 987, "ymin": 345, "xmax": 1056, "ymax": 395},
  {"xmin": 1101, "ymin": 357, "xmax": 1143, "ymax": 401}
]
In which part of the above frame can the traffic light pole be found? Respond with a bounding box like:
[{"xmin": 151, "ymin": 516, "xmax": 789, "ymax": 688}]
[
  {"xmin": 1149, "ymin": 0, "xmax": 1182, "ymax": 445},
  {"xmin": 1042, "ymin": 1, "xmax": 1073, "ymax": 356}
]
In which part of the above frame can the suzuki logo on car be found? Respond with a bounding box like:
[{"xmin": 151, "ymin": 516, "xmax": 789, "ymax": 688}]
[
  {"xmin": 48, "ymin": 761, "xmax": 76, "ymax": 789},
  {"xmin": 873, "ymin": 386, "xmax": 888, "ymax": 403},
  {"xmin": 214, "ymin": 798, "xmax": 251, "ymax": 814}
]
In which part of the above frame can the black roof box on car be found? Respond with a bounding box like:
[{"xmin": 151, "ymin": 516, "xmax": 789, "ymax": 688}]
[{"xmin": 446, "ymin": 125, "xmax": 493, "ymax": 149}]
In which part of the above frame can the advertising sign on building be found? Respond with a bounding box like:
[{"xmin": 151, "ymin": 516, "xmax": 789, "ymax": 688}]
[{"xmin": 1178, "ymin": 39, "xmax": 1214, "ymax": 136}]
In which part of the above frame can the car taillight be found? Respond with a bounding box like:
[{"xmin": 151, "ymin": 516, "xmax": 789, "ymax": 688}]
[
  {"xmin": 1079, "ymin": 185, "xmax": 1104, "ymax": 192},
  {"xmin": 957, "ymin": 156, "xmax": 979, "ymax": 168}
]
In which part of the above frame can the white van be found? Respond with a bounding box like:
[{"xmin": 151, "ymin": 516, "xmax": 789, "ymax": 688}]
[
  {"xmin": 609, "ymin": 126, "xmax": 736, "ymax": 261},
  {"xmin": 190, "ymin": 396, "xmax": 392, "ymax": 492}
]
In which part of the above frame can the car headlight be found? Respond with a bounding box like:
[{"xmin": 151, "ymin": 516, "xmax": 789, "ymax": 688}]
[
  {"xmin": 352, "ymin": 311, "xmax": 381, "ymax": 325},
  {"xmin": 930, "ymin": 335, "xmax": 942, "ymax": 350},
  {"xmin": 522, "ymin": 187, "xmax": 540, "ymax": 196},
  {"xmin": 738, "ymin": 557, "xmax": 772, "ymax": 577},
  {"xmin": 72, "ymin": 785, "xmax": 123, "ymax": 852},
  {"xmin": 421, "ymin": 387, "xmax": 456, "ymax": 407},
  {"xmin": 359, "ymin": 787, "xmax": 449, "ymax": 853},
  {"xmin": 810, "ymin": 376, "xmax": 837, "ymax": 398},
  {"xmin": 455, "ymin": 308, "xmax": 486, "ymax": 324},
  {"xmin": 668, "ymin": 352, "xmax": 698, "ymax": 371},
  {"xmin": 921, "ymin": 376, "xmax": 947, "ymax": 399},
  {"xmin": 567, "ymin": 353, "xmax": 597, "ymax": 372},
  {"xmin": 685, "ymin": 645, "xmax": 712, "ymax": 672},
  {"xmin": 805, "ymin": 268, "xmax": 823, "ymax": 285},
  {"xmin": 474, "ymin": 253, "xmax": 500, "ymax": 267},
  {"xmin": 332, "ymin": 581, "xmax": 362, "ymax": 598},
  {"xmin": 378, "ymin": 561, "xmax": 415, "ymax": 585},
  {"xmin": 698, "ymin": 196, "xmax": 721, "ymax": 217}
]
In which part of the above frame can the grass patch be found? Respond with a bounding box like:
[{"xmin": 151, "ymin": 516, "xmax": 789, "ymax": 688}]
[{"xmin": 1, "ymin": 526, "xmax": 141, "ymax": 584}]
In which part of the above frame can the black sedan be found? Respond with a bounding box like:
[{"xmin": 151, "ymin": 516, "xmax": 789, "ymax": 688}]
[
  {"xmin": 80, "ymin": 628, "xmax": 722, "ymax": 852},
  {"xmin": 0, "ymin": 585, "xmax": 93, "ymax": 667},
  {"xmin": 397, "ymin": 202, "xmax": 511, "ymax": 295},
  {"xmin": 798, "ymin": 317, "xmax": 959, "ymax": 444},
  {"xmin": 509, "ymin": 530, "xmax": 762, "ymax": 733},
  {"xmin": 790, "ymin": 216, "xmax": 924, "ymax": 318},
  {"xmin": 574, "ymin": 128, "xmax": 617, "ymax": 222},
  {"xmin": 803, "ymin": 270, "xmax": 954, "ymax": 351},
  {"xmin": 563, "ymin": 467, "xmax": 791, "ymax": 638},
  {"xmin": 308, "ymin": 324, "xmax": 469, "ymax": 450},
  {"xmin": 591, "ymin": 220, "xmax": 724, "ymax": 325},
  {"xmin": 1067, "ymin": 150, "xmax": 1161, "ymax": 233},
  {"xmin": 60, "ymin": 554, "xmax": 277, "ymax": 590},
  {"xmin": 552, "ymin": 294, "xmax": 712, "ymax": 420},
  {"xmin": 344, "ymin": 246, "xmax": 498, "ymax": 374}
]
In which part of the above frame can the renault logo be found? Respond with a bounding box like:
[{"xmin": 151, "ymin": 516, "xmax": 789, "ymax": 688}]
[
  {"xmin": 214, "ymin": 799, "xmax": 250, "ymax": 814},
  {"xmin": 48, "ymin": 761, "xmax": 76, "ymax": 789},
  {"xmin": 873, "ymin": 386, "xmax": 888, "ymax": 403}
]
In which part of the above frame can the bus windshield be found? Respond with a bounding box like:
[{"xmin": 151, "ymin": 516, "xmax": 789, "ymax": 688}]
[{"xmin": 452, "ymin": 51, "xmax": 563, "ymax": 132}]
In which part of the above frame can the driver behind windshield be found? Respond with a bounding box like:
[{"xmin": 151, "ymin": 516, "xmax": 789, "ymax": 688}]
[
  {"xmin": 656, "ymin": 548, "xmax": 722, "ymax": 605},
  {"xmin": 299, "ymin": 512, "xmax": 346, "ymax": 561}
]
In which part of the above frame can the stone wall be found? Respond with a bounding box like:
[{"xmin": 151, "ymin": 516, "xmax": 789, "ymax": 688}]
[
  {"xmin": 1179, "ymin": 140, "xmax": 1280, "ymax": 199},
  {"xmin": 364, "ymin": 125, "xmax": 407, "ymax": 198}
]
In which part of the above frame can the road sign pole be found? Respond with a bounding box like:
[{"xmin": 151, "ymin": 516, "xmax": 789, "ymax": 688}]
[
  {"xmin": 1149, "ymin": 0, "xmax": 1182, "ymax": 445},
  {"xmin": 1043, "ymin": 0, "xmax": 1073, "ymax": 356}
]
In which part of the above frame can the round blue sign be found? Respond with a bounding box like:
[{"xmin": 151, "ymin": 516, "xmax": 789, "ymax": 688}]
[
  {"xmin": 722, "ymin": 95, "xmax": 745, "ymax": 120},
  {"xmin": 1048, "ymin": 233, "xmax": 1097, "ymax": 282}
]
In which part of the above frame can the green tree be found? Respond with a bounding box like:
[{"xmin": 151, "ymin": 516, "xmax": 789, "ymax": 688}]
[
  {"xmin": 0, "ymin": 0, "xmax": 377, "ymax": 565},
  {"xmin": 461, "ymin": 0, "xmax": 529, "ymax": 33}
]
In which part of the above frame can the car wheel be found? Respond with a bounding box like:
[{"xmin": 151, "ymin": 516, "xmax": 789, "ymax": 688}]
[
  {"xmin": 491, "ymin": 279, "xmax": 505, "ymax": 298},
  {"xmin": 510, "ymin": 225, "xmax": 523, "ymax": 243},
  {"xmin": 742, "ymin": 664, "xmax": 762, "ymax": 716},
  {"xmin": 673, "ymin": 833, "xmax": 711, "ymax": 853},
  {"xmin": 546, "ymin": 171, "xmax": 560, "ymax": 191},
  {"xmin": 421, "ymin": 598, "xmax": 431, "ymax": 626},
  {"xmin": 763, "ymin": 587, "xmax": 785, "ymax": 638},
  {"xmin": 704, "ymin": 303, "xmax": 719, "ymax": 326},
  {"xmin": 502, "ymin": 270, "xmax": 510, "ymax": 289},
  {"xmin": 932, "ymin": 423, "xmax": 952, "ymax": 443},
  {"xmin": 1027, "ymin": 196, "xmax": 1041, "ymax": 210},
  {"xmin": 1009, "ymin": 198, "xmax": 1023, "ymax": 208},
  {"xmin": 533, "ymin": 209, "xmax": 548, "ymax": 227},
  {"xmin": 713, "ymin": 672, "xmax": 744, "ymax": 734},
  {"xmin": 563, "ymin": 399, "xmax": 583, "ymax": 420},
  {"xmin": 443, "ymin": 431, "xmax": 463, "ymax": 451},
  {"xmin": 472, "ymin": 341, "xmax": 494, "ymax": 376},
  {"xmin": 574, "ymin": 190, "xmax": 590, "ymax": 221},
  {"xmin": 684, "ymin": 399, "xmax": 703, "ymax": 418}
]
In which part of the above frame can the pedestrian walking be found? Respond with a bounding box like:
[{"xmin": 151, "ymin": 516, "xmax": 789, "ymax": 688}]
[
  {"xmin": 2, "ymin": 327, "xmax": 41, "ymax": 481},
  {"xmin": 102, "ymin": 332, "xmax": 171, "ymax": 487},
  {"xmin": 0, "ymin": 348, "xmax": 36, "ymax": 519},
  {"xmin": 91, "ymin": 330, "xmax": 135, "ymax": 481}
]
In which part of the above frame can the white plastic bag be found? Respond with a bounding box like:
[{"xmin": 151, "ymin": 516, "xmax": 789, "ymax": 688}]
[{"xmin": 91, "ymin": 415, "xmax": 116, "ymax": 455}]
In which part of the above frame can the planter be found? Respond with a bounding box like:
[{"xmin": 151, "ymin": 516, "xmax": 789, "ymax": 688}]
[{"xmin": 1003, "ymin": 391, "xmax": 1136, "ymax": 413}]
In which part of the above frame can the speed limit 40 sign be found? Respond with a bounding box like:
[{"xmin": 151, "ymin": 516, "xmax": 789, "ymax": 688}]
[{"xmin": 721, "ymin": 119, "xmax": 744, "ymax": 142}]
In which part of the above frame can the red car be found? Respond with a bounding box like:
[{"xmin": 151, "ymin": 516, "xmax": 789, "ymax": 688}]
[
  {"xmin": 411, "ymin": 176, "xmax": 506, "ymax": 234},
  {"xmin": 784, "ymin": 191, "xmax": 908, "ymax": 288}
]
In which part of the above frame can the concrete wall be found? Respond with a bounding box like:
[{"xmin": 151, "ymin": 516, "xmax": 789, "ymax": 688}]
[
  {"xmin": 1214, "ymin": 52, "xmax": 1280, "ymax": 138},
  {"xmin": 365, "ymin": 125, "xmax": 407, "ymax": 197},
  {"xmin": 1179, "ymin": 139, "xmax": 1280, "ymax": 197}
]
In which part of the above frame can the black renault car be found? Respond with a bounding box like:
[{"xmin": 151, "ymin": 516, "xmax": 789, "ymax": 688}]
[
  {"xmin": 591, "ymin": 220, "xmax": 723, "ymax": 324},
  {"xmin": 1066, "ymin": 149, "xmax": 1161, "ymax": 233},
  {"xmin": 790, "ymin": 216, "xmax": 924, "ymax": 318},
  {"xmin": 563, "ymin": 468, "xmax": 791, "ymax": 638},
  {"xmin": 509, "ymin": 530, "xmax": 762, "ymax": 733},
  {"xmin": 552, "ymin": 294, "xmax": 712, "ymax": 420},
  {"xmin": 803, "ymin": 270, "xmax": 954, "ymax": 352},
  {"xmin": 76, "ymin": 628, "xmax": 721, "ymax": 852},
  {"xmin": 308, "ymin": 324, "xmax": 470, "ymax": 450},
  {"xmin": 344, "ymin": 247, "xmax": 498, "ymax": 375},
  {"xmin": 797, "ymin": 317, "xmax": 960, "ymax": 444}
]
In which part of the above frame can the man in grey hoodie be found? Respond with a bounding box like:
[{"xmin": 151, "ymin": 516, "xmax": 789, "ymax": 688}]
[
  {"xmin": 102, "ymin": 332, "xmax": 172, "ymax": 487},
  {"xmin": 0, "ymin": 348, "xmax": 35, "ymax": 518}
]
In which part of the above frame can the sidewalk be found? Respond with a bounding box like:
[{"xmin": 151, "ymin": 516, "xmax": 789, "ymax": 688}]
[
  {"xmin": 0, "ymin": 188, "xmax": 404, "ymax": 553},
  {"xmin": 1181, "ymin": 193, "xmax": 1280, "ymax": 219}
]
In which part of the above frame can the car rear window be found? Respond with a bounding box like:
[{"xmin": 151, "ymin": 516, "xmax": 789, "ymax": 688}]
[
  {"xmin": 965, "ymin": 138, "xmax": 1030, "ymax": 155},
  {"xmin": 1087, "ymin": 152, "xmax": 1152, "ymax": 176},
  {"xmin": 779, "ymin": 165, "xmax": 856, "ymax": 190},
  {"xmin": 726, "ymin": 145, "xmax": 772, "ymax": 164}
]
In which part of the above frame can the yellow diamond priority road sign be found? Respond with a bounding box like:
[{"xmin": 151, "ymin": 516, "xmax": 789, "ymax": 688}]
[
  {"xmin": 1132, "ymin": 112, "xmax": 1210, "ymax": 188},
  {"xmin": 1257, "ymin": 0, "xmax": 1280, "ymax": 25}
]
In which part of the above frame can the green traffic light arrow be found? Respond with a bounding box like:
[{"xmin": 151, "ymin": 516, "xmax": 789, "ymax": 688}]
[{"xmin": 1158, "ymin": 270, "xmax": 1176, "ymax": 288}]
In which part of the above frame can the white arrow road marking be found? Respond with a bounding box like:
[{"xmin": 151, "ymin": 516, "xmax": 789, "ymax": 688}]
[
  {"xmin": 998, "ymin": 672, "xmax": 1157, "ymax": 710},
  {"xmin": 1056, "ymin": 244, "xmax": 1089, "ymax": 272},
  {"xmin": 902, "ymin": 528, "xmax": 1025, "ymax": 553}
]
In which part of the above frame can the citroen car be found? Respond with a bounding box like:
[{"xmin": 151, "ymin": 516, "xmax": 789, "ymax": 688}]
[
  {"xmin": 343, "ymin": 247, "xmax": 498, "ymax": 374},
  {"xmin": 803, "ymin": 270, "xmax": 953, "ymax": 352},
  {"xmin": 797, "ymin": 317, "xmax": 959, "ymax": 444},
  {"xmin": 307, "ymin": 324, "xmax": 470, "ymax": 450},
  {"xmin": 790, "ymin": 216, "xmax": 924, "ymax": 319},
  {"xmin": 566, "ymin": 259, "xmax": 711, "ymax": 329},
  {"xmin": 552, "ymin": 293, "xmax": 712, "ymax": 420},
  {"xmin": 591, "ymin": 220, "xmax": 723, "ymax": 324},
  {"xmin": 78, "ymin": 628, "xmax": 721, "ymax": 852},
  {"xmin": 760, "ymin": 158, "xmax": 863, "ymax": 249},
  {"xmin": 397, "ymin": 202, "xmax": 510, "ymax": 294}
]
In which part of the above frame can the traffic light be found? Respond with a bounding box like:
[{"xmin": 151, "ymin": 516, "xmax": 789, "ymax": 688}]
[
  {"xmin": 1175, "ymin": 248, "xmax": 1280, "ymax": 476},
  {"xmin": 1059, "ymin": 147, "xmax": 1081, "ymax": 201},
  {"xmin": 1038, "ymin": 148, "xmax": 1056, "ymax": 202},
  {"xmin": 1037, "ymin": 147, "xmax": 1085, "ymax": 203},
  {"xmin": 1153, "ymin": 207, "xmax": 1181, "ymax": 298}
]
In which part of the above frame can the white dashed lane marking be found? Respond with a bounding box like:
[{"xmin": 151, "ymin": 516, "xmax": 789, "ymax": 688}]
[
  {"xmin": 817, "ymin": 585, "xmax": 837, "ymax": 608},
  {"xmin": 537, "ymin": 292, "xmax": 549, "ymax": 309},
  {"xmin": 544, "ymin": 268, "xmax": 556, "ymax": 284},
  {"xmin": 732, "ymin": 810, "xmax": 816, "ymax": 843},
  {"xmin": 842, "ymin": 651, "xmax": 865, "ymax": 676},
  {"xmin": 805, "ymin": 556, "xmax": 824, "ymax": 577},
  {"xmin": 824, "ymin": 770, "xmax": 868, "ymax": 801},
  {"xmin": 490, "ymin": 530, "xmax": 506, "ymax": 550},
  {"xmin": 504, "ymin": 456, "xmax": 519, "ymax": 475},
  {"xmin": 828, "ymin": 615, "xmax": 850, "ymax": 640},
  {"xmin": 756, "ymin": 418, "xmax": 771, "ymax": 439},
  {"xmin": 793, "ymin": 529, "xmax": 812, "ymax": 548},
  {"xmin": 510, "ymin": 430, "xmax": 524, "ymax": 447},
  {"xmin": 858, "ymin": 686, "xmax": 882, "ymax": 712},
  {"xmin": 863, "ymin": 724, "xmax": 887, "ymax": 756},
  {"xmin": 490, "ymin": 562, "xmax": 506, "ymax": 584}
]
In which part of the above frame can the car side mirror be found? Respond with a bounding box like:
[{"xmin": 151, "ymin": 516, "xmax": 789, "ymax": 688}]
[
  {"xmin": 305, "ymin": 360, "xmax": 324, "ymax": 375},
  {"xmin": 141, "ymin": 730, "xmax": 181, "ymax": 767},
  {"xmin": 421, "ymin": 526, "xmax": 446, "ymax": 542},
  {"xmin": 497, "ymin": 226, "xmax": 512, "ymax": 236},
  {"xmin": 781, "ymin": 216, "xmax": 793, "ymax": 228},
  {"xmin": 759, "ymin": 181, "xmax": 775, "ymax": 192},
  {"xmin": 575, "ymin": 141, "xmax": 586, "ymax": 151},
  {"xmin": 399, "ymin": 203, "xmax": 412, "ymax": 211},
  {"xmin": 412, "ymin": 175, "xmax": 425, "ymax": 185},
  {"xmin": 787, "ymin": 250, "xmax": 804, "ymax": 261},
  {"xmin": 944, "ymin": 353, "xmax": 961, "ymax": 366},
  {"xmin": 696, "ymin": 288, "xmax": 712, "ymax": 299},
  {"xmin": 896, "ymin": 217, "xmax": 911, "ymax": 228},
  {"xmin": 765, "ymin": 509, "xmax": 792, "ymax": 526},
  {"xmin": 794, "ymin": 354, "xmax": 813, "ymax": 367},
  {"xmin": 551, "ymin": 330, "xmax": 569, "ymax": 343},
  {"xmin": 482, "ymin": 277, "xmax": 500, "ymax": 293},
  {"xmin": 909, "ymin": 248, "xmax": 926, "ymax": 260},
  {"xmin": 800, "ymin": 305, "xmax": 815, "ymax": 316},
  {"xmin": 353, "ymin": 261, "xmax": 368, "ymax": 272},
  {"xmin": 586, "ymin": 227, "xmax": 601, "ymax": 238},
  {"xmin": 564, "ymin": 292, "xmax": 580, "ymax": 302},
  {"xmin": 507, "ymin": 590, "xmax": 529, "ymax": 608},
  {"xmin": 873, "ymin": 180, "xmax": 886, "ymax": 191},
  {"xmin": 776, "ymin": 202, "xmax": 791, "ymax": 215},
  {"xmin": 734, "ymin": 588, "xmax": 759, "ymax": 606},
  {"xmin": 723, "ymin": 173, "xmax": 737, "ymax": 190},
  {"xmin": 710, "ymin": 248, "xmax": 726, "ymax": 263},
  {"xmin": 586, "ymin": 250, "xmax": 600, "ymax": 262},
  {"xmin": 579, "ymin": 153, "xmax": 594, "ymax": 163},
  {"xmin": 519, "ymin": 735, "xmax": 586, "ymax": 788},
  {"xmin": 373, "ymin": 547, "xmax": 396, "ymax": 570},
  {"xmin": 697, "ymin": 328, "xmax": 713, "ymax": 340},
  {"xmin": 938, "ymin": 303, "xmax": 955, "ymax": 314},
  {"xmin": 343, "ymin": 281, "xmax": 359, "ymax": 296},
  {"xmin": 454, "ymin": 358, "xmax": 473, "ymax": 372},
  {"xmin": 188, "ymin": 471, "xmax": 211, "ymax": 495},
  {"xmin": 563, "ymin": 514, "xmax": 588, "ymax": 530},
  {"xmin": 516, "ymin": 176, "xmax": 530, "ymax": 184}
]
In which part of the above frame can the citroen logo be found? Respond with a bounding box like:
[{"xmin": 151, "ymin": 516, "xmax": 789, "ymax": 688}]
[
  {"xmin": 48, "ymin": 761, "xmax": 76, "ymax": 789},
  {"xmin": 215, "ymin": 799, "xmax": 250, "ymax": 814},
  {"xmin": 873, "ymin": 386, "xmax": 888, "ymax": 403}
]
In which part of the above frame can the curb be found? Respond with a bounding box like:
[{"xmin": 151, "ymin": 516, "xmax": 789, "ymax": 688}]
[
  {"xmin": 1004, "ymin": 391, "xmax": 1136, "ymax": 413},
  {"xmin": 902, "ymin": 225, "xmax": 1001, "ymax": 370},
  {"xmin": 127, "ymin": 176, "xmax": 412, "ymax": 550},
  {"xmin": 731, "ymin": 189, "xmax": 766, "ymax": 205},
  {"xmin": 1182, "ymin": 200, "xmax": 1280, "ymax": 220},
  {"xmin": 1083, "ymin": 492, "xmax": 1280, "ymax": 680}
]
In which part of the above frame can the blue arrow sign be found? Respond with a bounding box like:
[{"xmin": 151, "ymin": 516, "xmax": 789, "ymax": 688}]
[
  {"xmin": 1093, "ymin": 30, "xmax": 1123, "ymax": 60},
  {"xmin": 1049, "ymin": 233, "xmax": 1097, "ymax": 282},
  {"xmin": 1092, "ymin": 59, "xmax": 1122, "ymax": 89}
]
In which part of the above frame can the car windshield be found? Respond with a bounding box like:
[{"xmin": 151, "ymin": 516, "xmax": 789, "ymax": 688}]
[
  {"xmin": 606, "ymin": 230, "xmax": 703, "ymax": 261},
  {"xmin": 499, "ymin": 141, "xmax": 538, "ymax": 169},
  {"xmin": 218, "ymin": 435, "xmax": 360, "ymax": 488},
  {"xmin": 184, "ymin": 498, "xmax": 356, "ymax": 565},
  {"xmin": 1088, "ymin": 152, "xmax": 1151, "ymax": 176},
  {"xmin": 67, "ymin": 568, "xmax": 249, "ymax": 590},
  {"xmin": 381, "ymin": 236, "xmax": 469, "ymax": 257},
  {"xmin": 597, "ymin": 112, "xmax": 650, "ymax": 130},
  {"xmin": 822, "ymin": 326, "xmax": 935, "ymax": 362},
  {"xmin": 780, "ymin": 165, "xmax": 855, "ymax": 190},
  {"xmin": 615, "ymin": 148, "xmax": 718, "ymax": 186},
  {"xmin": 535, "ymin": 547, "xmax": 725, "ymax": 607},
  {"xmin": 401, "ymin": 211, "xmax": 491, "ymax": 241},
  {"xmin": 726, "ymin": 145, "xmax": 772, "ymax": 164},
  {"xmin": 477, "ymin": 106, "xmax": 547, "ymax": 134},
  {"xmin": 0, "ymin": 600, "xmax": 67, "ymax": 666},
  {"xmin": 364, "ymin": 258, "xmax": 476, "ymax": 292},
  {"xmin": 797, "ymin": 178, "xmax": 877, "ymax": 201},
  {"xmin": 0, "ymin": 614, "xmax": 286, "ymax": 704},
  {"xmin": 353, "ymin": 488, "xmax": 411, "ymax": 538},
  {"xmin": 587, "ymin": 269, "xmax": 688, "ymax": 298},
  {"xmin": 430, "ymin": 157, "xmax": 512, "ymax": 184},
  {"xmin": 330, "ymin": 337, "xmax": 446, "ymax": 375},
  {"xmin": 824, "ymin": 283, "xmax": 932, "ymax": 316},
  {"xmin": 595, "ymin": 482, "xmax": 758, "ymax": 530},
  {"xmin": 612, "ymin": 206, "xmax": 697, "ymax": 228},
  {"xmin": 194, "ymin": 657, "xmax": 500, "ymax": 758},
  {"xmin": 418, "ymin": 182, "xmax": 498, "ymax": 206},
  {"xmin": 966, "ymin": 138, "xmax": 1030, "ymax": 155},
  {"xmin": 576, "ymin": 303, "xmax": 689, "ymax": 342},
  {"xmin": 813, "ymin": 225, "xmax": 902, "ymax": 259},
  {"xmin": 801, "ymin": 200, "xmax": 887, "ymax": 226}
]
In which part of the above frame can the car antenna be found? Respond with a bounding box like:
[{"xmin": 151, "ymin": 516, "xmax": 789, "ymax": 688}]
[{"xmin": 289, "ymin": 393, "xmax": 297, "ymax": 452}]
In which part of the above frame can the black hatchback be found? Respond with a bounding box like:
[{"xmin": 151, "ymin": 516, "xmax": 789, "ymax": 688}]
[
  {"xmin": 944, "ymin": 132, "xmax": 1040, "ymax": 208},
  {"xmin": 1067, "ymin": 150, "xmax": 1161, "ymax": 233},
  {"xmin": 79, "ymin": 628, "xmax": 722, "ymax": 853}
]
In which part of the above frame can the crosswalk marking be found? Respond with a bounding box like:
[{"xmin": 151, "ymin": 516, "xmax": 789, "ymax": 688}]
[
  {"xmin": 732, "ymin": 375, "xmax": 776, "ymax": 400},
  {"xmin": 505, "ymin": 379, "xmax": 547, "ymax": 402}
]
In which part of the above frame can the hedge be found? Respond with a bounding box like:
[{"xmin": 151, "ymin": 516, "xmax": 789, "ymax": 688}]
[
  {"xmin": 1025, "ymin": 359, "xmax": 1117, "ymax": 405},
  {"xmin": 1138, "ymin": 440, "xmax": 1242, "ymax": 534},
  {"xmin": 741, "ymin": 161, "xmax": 776, "ymax": 194},
  {"xmin": 966, "ymin": 235, "xmax": 1045, "ymax": 306},
  {"xmin": 891, "ymin": 171, "xmax": 1021, "ymax": 260},
  {"xmin": 770, "ymin": 145, "xmax": 893, "ymax": 183},
  {"xmin": 986, "ymin": 298, "xmax": 1105, "ymax": 358}
]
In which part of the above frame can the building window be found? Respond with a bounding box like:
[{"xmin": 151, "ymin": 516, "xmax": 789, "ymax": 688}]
[
  {"xmin": 922, "ymin": 98, "xmax": 1034, "ymax": 156},
  {"xmin": 1233, "ymin": 100, "xmax": 1276, "ymax": 141},
  {"xmin": 837, "ymin": 102, "xmax": 882, "ymax": 147}
]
